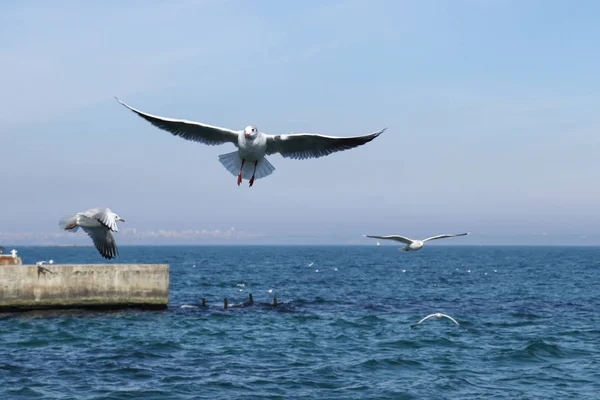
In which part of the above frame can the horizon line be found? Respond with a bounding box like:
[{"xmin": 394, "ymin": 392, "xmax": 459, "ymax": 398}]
[{"xmin": 4, "ymin": 244, "xmax": 600, "ymax": 248}]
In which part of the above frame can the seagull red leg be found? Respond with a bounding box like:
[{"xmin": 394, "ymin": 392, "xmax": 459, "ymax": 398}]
[
  {"xmin": 237, "ymin": 159, "xmax": 245, "ymax": 186},
  {"xmin": 249, "ymin": 161, "xmax": 258, "ymax": 187}
]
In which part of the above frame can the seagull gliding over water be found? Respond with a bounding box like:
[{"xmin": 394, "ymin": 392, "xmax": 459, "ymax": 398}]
[
  {"xmin": 410, "ymin": 313, "xmax": 460, "ymax": 328},
  {"xmin": 59, "ymin": 207, "xmax": 125, "ymax": 260},
  {"xmin": 363, "ymin": 232, "xmax": 469, "ymax": 251}
]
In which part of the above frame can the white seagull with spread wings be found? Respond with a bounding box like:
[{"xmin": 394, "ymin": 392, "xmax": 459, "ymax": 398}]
[
  {"xmin": 59, "ymin": 207, "xmax": 125, "ymax": 260},
  {"xmin": 410, "ymin": 313, "xmax": 460, "ymax": 328},
  {"xmin": 116, "ymin": 98, "xmax": 385, "ymax": 187},
  {"xmin": 363, "ymin": 232, "xmax": 469, "ymax": 251}
]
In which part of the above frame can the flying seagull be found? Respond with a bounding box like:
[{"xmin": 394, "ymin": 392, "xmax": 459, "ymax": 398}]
[
  {"xmin": 59, "ymin": 207, "xmax": 125, "ymax": 260},
  {"xmin": 410, "ymin": 313, "xmax": 460, "ymax": 328},
  {"xmin": 115, "ymin": 97, "xmax": 385, "ymax": 187},
  {"xmin": 363, "ymin": 232, "xmax": 469, "ymax": 251}
]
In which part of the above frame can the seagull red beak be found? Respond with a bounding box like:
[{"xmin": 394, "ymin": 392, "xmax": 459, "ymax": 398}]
[
  {"xmin": 119, "ymin": 218, "xmax": 125, "ymax": 222},
  {"xmin": 245, "ymin": 133, "xmax": 250, "ymax": 138}
]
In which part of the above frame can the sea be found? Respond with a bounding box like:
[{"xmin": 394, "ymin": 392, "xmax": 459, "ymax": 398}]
[{"xmin": 1, "ymin": 245, "xmax": 599, "ymax": 399}]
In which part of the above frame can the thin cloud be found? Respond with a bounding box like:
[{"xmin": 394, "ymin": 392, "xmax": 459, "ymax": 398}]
[
  {"xmin": 0, "ymin": 227, "xmax": 265, "ymax": 245},
  {"xmin": 120, "ymin": 227, "xmax": 265, "ymax": 240}
]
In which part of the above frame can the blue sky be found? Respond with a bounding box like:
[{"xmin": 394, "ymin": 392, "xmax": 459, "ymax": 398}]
[{"xmin": 1, "ymin": 0, "xmax": 599, "ymax": 245}]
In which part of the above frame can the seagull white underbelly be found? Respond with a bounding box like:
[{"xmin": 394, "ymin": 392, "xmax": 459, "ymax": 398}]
[
  {"xmin": 238, "ymin": 136, "xmax": 267, "ymax": 161},
  {"xmin": 408, "ymin": 241, "xmax": 424, "ymax": 251},
  {"xmin": 219, "ymin": 136, "xmax": 275, "ymax": 180},
  {"xmin": 79, "ymin": 215, "xmax": 103, "ymax": 228}
]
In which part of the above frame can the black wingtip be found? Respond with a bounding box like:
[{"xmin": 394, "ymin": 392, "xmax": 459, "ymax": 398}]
[
  {"xmin": 365, "ymin": 128, "xmax": 386, "ymax": 142},
  {"xmin": 114, "ymin": 97, "xmax": 132, "ymax": 110},
  {"xmin": 372, "ymin": 127, "xmax": 387, "ymax": 137}
]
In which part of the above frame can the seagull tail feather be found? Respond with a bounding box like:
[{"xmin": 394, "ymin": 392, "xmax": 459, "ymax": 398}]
[
  {"xmin": 59, "ymin": 214, "xmax": 79, "ymax": 232},
  {"xmin": 254, "ymin": 157, "xmax": 276, "ymax": 180},
  {"xmin": 218, "ymin": 151, "xmax": 276, "ymax": 180}
]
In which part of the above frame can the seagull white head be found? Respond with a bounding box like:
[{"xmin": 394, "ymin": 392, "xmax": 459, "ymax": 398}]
[
  {"xmin": 114, "ymin": 214, "xmax": 125, "ymax": 222},
  {"xmin": 244, "ymin": 125, "xmax": 258, "ymax": 139}
]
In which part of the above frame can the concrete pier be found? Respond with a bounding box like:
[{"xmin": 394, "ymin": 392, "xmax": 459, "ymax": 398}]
[{"xmin": 0, "ymin": 264, "xmax": 169, "ymax": 311}]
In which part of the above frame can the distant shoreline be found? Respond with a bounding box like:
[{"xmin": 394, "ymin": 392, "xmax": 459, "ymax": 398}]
[
  {"xmin": 3, "ymin": 244, "xmax": 600, "ymax": 248},
  {"xmin": 43, "ymin": 245, "xmax": 94, "ymax": 248}
]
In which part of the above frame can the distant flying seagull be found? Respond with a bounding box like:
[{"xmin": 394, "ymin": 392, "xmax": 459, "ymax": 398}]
[
  {"xmin": 363, "ymin": 232, "xmax": 469, "ymax": 251},
  {"xmin": 59, "ymin": 207, "xmax": 125, "ymax": 260},
  {"xmin": 115, "ymin": 97, "xmax": 385, "ymax": 187},
  {"xmin": 410, "ymin": 313, "xmax": 460, "ymax": 328}
]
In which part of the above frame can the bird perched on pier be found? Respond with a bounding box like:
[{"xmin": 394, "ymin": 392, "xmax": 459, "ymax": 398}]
[
  {"xmin": 115, "ymin": 97, "xmax": 385, "ymax": 187},
  {"xmin": 59, "ymin": 208, "xmax": 125, "ymax": 260},
  {"xmin": 410, "ymin": 313, "xmax": 460, "ymax": 328},
  {"xmin": 363, "ymin": 232, "xmax": 469, "ymax": 252}
]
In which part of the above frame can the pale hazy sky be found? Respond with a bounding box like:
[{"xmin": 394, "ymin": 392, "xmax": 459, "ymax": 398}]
[{"xmin": 1, "ymin": 0, "xmax": 599, "ymax": 245}]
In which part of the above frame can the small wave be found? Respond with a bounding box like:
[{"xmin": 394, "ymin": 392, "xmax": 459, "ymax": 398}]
[
  {"xmin": 523, "ymin": 339, "xmax": 563, "ymax": 357},
  {"xmin": 377, "ymin": 338, "xmax": 421, "ymax": 350},
  {"xmin": 289, "ymin": 297, "xmax": 327, "ymax": 307},
  {"xmin": 0, "ymin": 363, "xmax": 27, "ymax": 373},
  {"xmin": 496, "ymin": 339, "xmax": 567, "ymax": 363},
  {"xmin": 419, "ymin": 338, "xmax": 458, "ymax": 347},
  {"xmin": 358, "ymin": 357, "xmax": 423, "ymax": 369},
  {"xmin": 330, "ymin": 315, "xmax": 387, "ymax": 328},
  {"xmin": 484, "ymin": 320, "xmax": 534, "ymax": 328},
  {"xmin": 15, "ymin": 339, "xmax": 50, "ymax": 348},
  {"xmin": 510, "ymin": 312, "xmax": 544, "ymax": 319}
]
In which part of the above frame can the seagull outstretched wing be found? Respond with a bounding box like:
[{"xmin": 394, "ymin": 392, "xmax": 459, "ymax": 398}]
[
  {"xmin": 265, "ymin": 128, "xmax": 385, "ymax": 160},
  {"xmin": 81, "ymin": 226, "xmax": 119, "ymax": 260},
  {"xmin": 116, "ymin": 97, "xmax": 239, "ymax": 146},
  {"xmin": 422, "ymin": 232, "xmax": 469, "ymax": 242},
  {"xmin": 83, "ymin": 208, "xmax": 119, "ymax": 232},
  {"xmin": 410, "ymin": 313, "xmax": 460, "ymax": 328},
  {"xmin": 363, "ymin": 234, "xmax": 413, "ymax": 245}
]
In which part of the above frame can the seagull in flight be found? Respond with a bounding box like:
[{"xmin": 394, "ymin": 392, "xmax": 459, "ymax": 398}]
[
  {"xmin": 410, "ymin": 313, "xmax": 460, "ymax": 328},
  {"xmin": 59, "ymin": 207, "xmax": 125, "ymax": 260},
  {"xmin": 363, "ymin": 232, "xmax": 469, "ymax": 251},
  {"xmin": 115, "ymin": 98, "xmax": 385, "ymax": 187}
]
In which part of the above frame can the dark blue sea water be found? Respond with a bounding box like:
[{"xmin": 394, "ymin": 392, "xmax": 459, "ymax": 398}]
[{"xmin": 2, "ymin": 246, "xmax": 600, "ymax": 399}]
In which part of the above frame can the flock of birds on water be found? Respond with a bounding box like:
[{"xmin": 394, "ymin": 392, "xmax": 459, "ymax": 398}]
[{"xmin": 54, "ymin": 97, "xmax": 469, "ymax": 328}]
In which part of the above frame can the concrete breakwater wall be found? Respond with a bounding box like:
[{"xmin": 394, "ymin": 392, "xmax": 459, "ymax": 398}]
[{"xmin": 0, "ymin": 264, "xmax": 169, "ymax": 311}]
